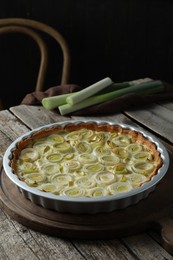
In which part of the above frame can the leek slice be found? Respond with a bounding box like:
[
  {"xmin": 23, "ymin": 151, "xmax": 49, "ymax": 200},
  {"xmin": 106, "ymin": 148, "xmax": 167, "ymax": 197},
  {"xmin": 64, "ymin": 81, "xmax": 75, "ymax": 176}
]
[
  {"xmin": 65, "ymin": 130, "xmax": 80, "ymax": 141},
  {"xmin": 53, "ymin": 142, "xmax": 72, "ymax": 153},
  {"xmin": 83, "ymin": 163, "xmax": 104, "ymax": 173},
  {"xmin": 63, "ymin": 186, "xmax": 84, "ymax": 197},
  {"xmin": 17, "ymin": 161, "xmax": 38, "ymax": 173},
  {"xmin": 41, "ymin": 163, "xmax": 59, "ymax": 175},
  {"xmin": 126, "ymin": 144, "xmax": 143, "ymax": 154},
  {"xmin": 75, "ymin": 141, "xmax": 92, "ymax": 154},
  {"xmin": 46, "ymin": 152, "xmax": 63, "ymax": 163},
  {"xmin": 87, "ymin": 187, "xmax": 109, "ymax": 197},
  {"xmin": 50, "ymin": 173, "xmax": 73, "ymax": 185},
  {"xmin": 89, "ymin": 131, "xmax": 110, "ymax": 145},
  {"xmin": 94, "ymin": 146, "xmax": 111, "ymax": 156},
  {"xmin": 126, "ymin": 173, "xmax": 147, "ymax": 185},
  {"xmin": 108, "ymin": 182, "xmax": 132, "ymax": 195},
  {"xmin": 79, "ymin": 129, "xmax": 94, "ymax": 140},
  {"xmin": 132, "ymin": 152, "xmax": 151, "ymax": 162},
  {"xmin": 112, "ymin": 147, "xmax": 129, "ymax": 159},
  {"xmin": 38, "ymin": 183, "xmax": 57, "ymax": 193},
  {"xmin": 78, "ymin": 153, "xmax": 97, "ymax": 164},
  {"xmin": 24, "ymin": 173, "xmax": 46, "ymax": 186},
  {"xmin": 132, "ymin": 162, "xmax": 154, "ymax": 174},
  {"xmin": 113, "ymin": 163, "xmax": 128, "ymax": 174},
  {"xmin": 48, "ymin": 134, "xmax": 65, "ymax": 143},
  {"xmin": 33, "ymin": 143, "xmax": 53, "ymax": 156},
  {"xmin": 110, "ymin": 134, "xmax": 131, "ymax": 147},
  {"xmin": 95, "ymin": 172, "xmax": 116, "ymax": 184},
  {"xmin": 20, "ymin": 148, "xmax": 39, "ymax": 162},
  {"xmin": 100, "ymin": 155, "xmax": 120, "ymax": 165},
  {"xmin": 75, "ymin": 176, "xmax": 96, "ymax": 188},
  {"xmin": 63, "ymin": 160, "xmax": 82, "ymax": 172}
]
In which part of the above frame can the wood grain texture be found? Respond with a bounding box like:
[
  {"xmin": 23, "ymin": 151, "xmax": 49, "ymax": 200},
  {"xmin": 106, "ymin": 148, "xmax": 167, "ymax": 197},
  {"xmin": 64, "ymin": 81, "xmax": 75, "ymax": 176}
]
[
  {"xmin": 0, "ymin": 104, "xmax": 173, "ymax": 259},
  {"xmin": 125, "ymin": 102, "xmax": 173, "ymax": 143}
]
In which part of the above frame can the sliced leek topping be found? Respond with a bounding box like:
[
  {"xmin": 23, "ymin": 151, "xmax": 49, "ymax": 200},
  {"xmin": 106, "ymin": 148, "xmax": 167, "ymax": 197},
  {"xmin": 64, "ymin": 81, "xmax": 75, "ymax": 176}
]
[
  {"xmin": 89, "ymin": 131, "xmax": 110, "ymax": 145},
  {"xmin": 132, "ymin": 152, "xmax": 151, "ymax": 162},
  {"xmin": 126, "ymin": 144, "xmax": 143, "ymax": 154},
  {"xmin": 53, "ymin": 142, "xmax": 72, "ymax": 153},
  {"xmin": 63, "ymin": 160, "xmax": 81, "ymax": 172},
  {"xmin": 64, "ymin": 153, "xmax": 74, "ymax": 160},
  {"xmin": 75, "ymin": 141, "xmax": 92, "ymax": 153},
  {"xmin": 65, "ymin": 130, "xmax": 80, "ymax": 141},
  {"xmin": 24, "ymin": 173, "xmax": 46, "ymax": 186},
  {"xmin": 126, "ymin": 173, "xmax": 147, "ymax": 185},
  {"xmin": 20, "ymin": 148, "xmax": 39, "ymax": 162},
  {"xmin": 113, "ymin": 163, "xmax": 128, "ymax": 174},
  {"xmin": 112, "ymin": 147, "xmax": 129, "ymax": 159},
  {"xmin": 110, "ymin": 134, "xmax": 131, "ymax": 147},
  {"xmin": 78, "ymin": 153, "xmax": 97, "ymax": 164},
  {"xmin": 41, "ymin": 163, "xmax": 59, "ymax": 175},
  {"xmin": 132, "ymin": 162, "xmax": 154, "ymax": 174},
  {"xmin": 14, "ymin": 125, "xmax": 161, "ymax": 198},
  {"xmin": 63, "ymin": 186, "xmax": 84, "ymax": 197},
  {"xmin": 87, "ymin": 187, "xmax": 109, "ymax": 197},
  {"xmin": 95, "ymin": 172, "xmax": 116, "ymax": 184},
  {"xmin": 79, "ymin": 129, "xmax": 94, "ymax": 139},
  {"xmin": 100, "ymin": 155, "xmax": 120, "ymax": 165},
  {"xmin": 83, "ymin": 163, "xmax": 104, "ymax": 173},
  {"xmin": 94, "ymin": 146, "xmax": 111, "ymax": 156},
  {"xmin": 17, "ymin": 161, "xmax": 38, "ymax": 173},
  {"xmin": 50, "ymin": 173, "xmax": 73, "ymax": 185},
  {"xmin": 47, "ymin": 134, "xmax": 64, "ymax": 143},
  {"xmin": 108, "ymin": 182, "xmax": 132, "ymax": 195},
  {"xmin": 46, "ymin": 153, "xmax": 63, "ymax": 163},
  {"xmin": 39, "ymin": 183, "xmax": 57, "ymax": 193},
  {"xmin": 33, "ymin": 142, "xmax": 53, "ymax": 155},
  {"xmin": 75, "ymin": 176, "xmax": 96, "ymax": 188}
]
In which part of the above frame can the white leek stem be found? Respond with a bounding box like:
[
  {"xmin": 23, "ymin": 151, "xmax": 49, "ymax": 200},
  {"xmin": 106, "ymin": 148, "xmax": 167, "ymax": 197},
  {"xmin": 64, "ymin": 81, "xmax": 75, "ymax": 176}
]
[
  {"xmin": 42, "ymin": 93, "xmax": 73, "ymax": 109},
  {"xmin": 66, "ymin": 77, "xmax": 113, "ymax": 105}
]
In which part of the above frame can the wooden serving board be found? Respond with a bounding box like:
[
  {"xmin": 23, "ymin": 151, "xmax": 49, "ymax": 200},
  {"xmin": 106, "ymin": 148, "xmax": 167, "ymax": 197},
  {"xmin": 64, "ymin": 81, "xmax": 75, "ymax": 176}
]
[{"xmin": 0, "ymin": 153, "xmax": 173, "ymax": 254}]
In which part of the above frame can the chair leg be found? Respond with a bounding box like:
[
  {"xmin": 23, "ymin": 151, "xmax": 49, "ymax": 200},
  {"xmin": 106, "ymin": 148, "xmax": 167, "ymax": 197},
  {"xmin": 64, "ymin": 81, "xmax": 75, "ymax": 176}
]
[{"xmin": 0, "ymin": 99, "xmax": 3, "ymax": 110}]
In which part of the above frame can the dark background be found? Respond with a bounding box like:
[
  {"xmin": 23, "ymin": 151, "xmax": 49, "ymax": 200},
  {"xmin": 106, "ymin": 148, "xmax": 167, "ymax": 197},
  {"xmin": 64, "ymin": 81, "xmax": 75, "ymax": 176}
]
[{"xmin": 0, "ymin": 0, "xmax": 173, "ymax": 108}]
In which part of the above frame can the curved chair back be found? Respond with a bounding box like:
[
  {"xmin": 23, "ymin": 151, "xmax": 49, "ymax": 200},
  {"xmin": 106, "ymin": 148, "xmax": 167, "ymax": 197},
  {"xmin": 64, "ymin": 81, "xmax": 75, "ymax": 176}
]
[{"xmin": 0, "ymin": 18, "xmax": 71, "ymax": 93}]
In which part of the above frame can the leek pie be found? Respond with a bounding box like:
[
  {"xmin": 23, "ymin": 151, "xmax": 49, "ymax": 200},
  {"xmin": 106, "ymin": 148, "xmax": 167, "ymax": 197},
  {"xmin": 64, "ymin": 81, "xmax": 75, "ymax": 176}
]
[{"xmin": 11, "ymin": 122, "xmax": 163, "ymax": 198}]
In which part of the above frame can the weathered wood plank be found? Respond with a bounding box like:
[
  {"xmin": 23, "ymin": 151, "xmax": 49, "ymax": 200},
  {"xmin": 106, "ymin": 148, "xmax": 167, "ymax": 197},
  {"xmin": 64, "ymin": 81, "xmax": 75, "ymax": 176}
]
[
  {"xmin": 125, "ymin": 103, "xmax": 173, "ymax": 143},
  {"xmin": 122, "ymin": 233, "xmax": 173, "ymax": 260},
  {"xmin": 10, "ymin": 105, "xmax": 140, "ymax": 130},
  {"xmin": 72, "ymin": 239, "xmax": 136, "ymax": 260},
  {"xmin": 0, "ymin": 216, "xmax": 85, "ymax": 260},
  {"xmin": 10, "ymin": 105, "xmax": 72, "ymax": 129},
  {"xmin": 0, "ymin": 109, "xmax": 29, "ymax": 140}
]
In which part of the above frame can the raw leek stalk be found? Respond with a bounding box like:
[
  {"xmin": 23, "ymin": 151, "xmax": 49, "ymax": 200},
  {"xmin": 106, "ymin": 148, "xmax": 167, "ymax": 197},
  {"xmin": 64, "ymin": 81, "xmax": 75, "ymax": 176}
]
[
  {"xmin": 41, "ymin": 78, "xmax": 151, "ymax": 110},
  {"xmin": 42, "ymin": 93, "xmax": 72, "ymax": 109},
  {"xmin": 59, "ymin": 80, "xmax": 164, "ymax": 115},
  {"xmin": 66, "ymin": 77, "xmax": 113, "ymax": 105}
]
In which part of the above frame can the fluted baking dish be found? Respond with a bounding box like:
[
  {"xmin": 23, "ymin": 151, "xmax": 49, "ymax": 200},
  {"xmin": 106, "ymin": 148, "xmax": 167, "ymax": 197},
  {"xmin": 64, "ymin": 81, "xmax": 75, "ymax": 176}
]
[{"xmin": 3, "ymin": 120, "xmax": 169, "ymax": 214}]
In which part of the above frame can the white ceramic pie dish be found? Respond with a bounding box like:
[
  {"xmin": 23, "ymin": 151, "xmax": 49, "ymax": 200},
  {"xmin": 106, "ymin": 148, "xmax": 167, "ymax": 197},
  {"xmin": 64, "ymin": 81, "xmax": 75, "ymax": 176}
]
[{"xmin": 3, "ymin": 120, "xmax": 169, "ymax": 214}]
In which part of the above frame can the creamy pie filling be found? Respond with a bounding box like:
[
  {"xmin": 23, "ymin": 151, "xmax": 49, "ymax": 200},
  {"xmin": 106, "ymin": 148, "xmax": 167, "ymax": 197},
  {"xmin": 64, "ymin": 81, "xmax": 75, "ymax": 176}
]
[{"xmin": 11, "ymin": 122, "xmax": 163, "ymax": 198}]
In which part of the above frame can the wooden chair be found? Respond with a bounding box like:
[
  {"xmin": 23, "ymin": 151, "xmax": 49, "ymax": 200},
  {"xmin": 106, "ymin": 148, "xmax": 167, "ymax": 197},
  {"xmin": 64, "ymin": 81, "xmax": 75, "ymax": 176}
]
[{"xmin": 0, "ymin": 18, "xmax": 71, "ymax": 109}]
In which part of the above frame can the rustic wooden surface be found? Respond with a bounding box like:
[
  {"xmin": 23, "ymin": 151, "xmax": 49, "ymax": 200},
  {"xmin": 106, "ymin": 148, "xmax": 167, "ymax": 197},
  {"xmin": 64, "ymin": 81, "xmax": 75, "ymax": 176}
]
[{"xmin": 0, "ymin": 103, "xmax": 173, "ymax": 259}]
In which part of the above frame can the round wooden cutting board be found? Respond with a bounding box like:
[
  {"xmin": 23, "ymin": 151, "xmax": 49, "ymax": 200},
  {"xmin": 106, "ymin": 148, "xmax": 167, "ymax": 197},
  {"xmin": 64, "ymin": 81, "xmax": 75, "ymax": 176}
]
[{"xmin": 0, "ymin": 152, "xmax": 173, "ymax": 253}]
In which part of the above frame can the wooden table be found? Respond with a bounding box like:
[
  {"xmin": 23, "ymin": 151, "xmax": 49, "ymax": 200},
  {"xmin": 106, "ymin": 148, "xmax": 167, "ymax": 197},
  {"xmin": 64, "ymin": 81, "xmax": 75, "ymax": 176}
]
[{"xmin": 0, "ymin": 102, "xmax": 173, "ymax": 260}]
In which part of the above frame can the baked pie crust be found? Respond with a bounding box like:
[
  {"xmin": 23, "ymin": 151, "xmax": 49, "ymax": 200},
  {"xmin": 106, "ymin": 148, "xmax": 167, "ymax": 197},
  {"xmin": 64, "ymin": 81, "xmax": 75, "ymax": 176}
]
[{"xmin": 11, "ymin": 122, "xmax": 163, "ymax": 198}]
